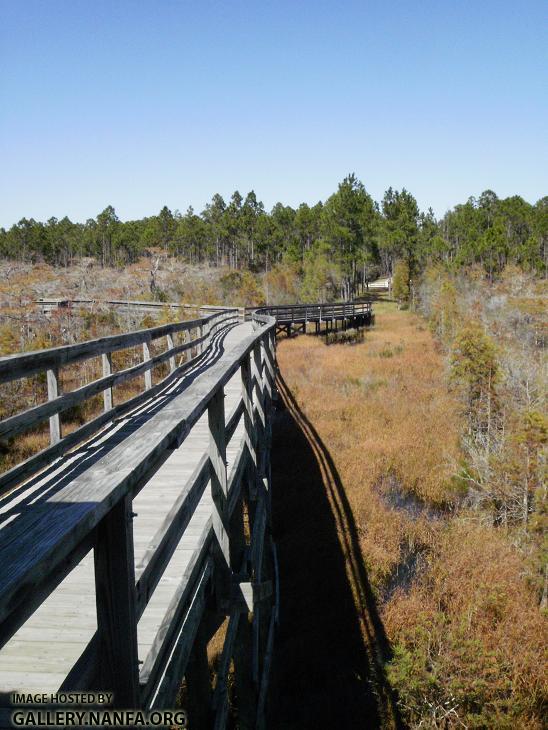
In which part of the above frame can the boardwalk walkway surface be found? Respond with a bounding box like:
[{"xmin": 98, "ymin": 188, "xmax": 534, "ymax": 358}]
[{"xmin": 0, "ymin": 321, "xmax": 252, "ymax": 694}]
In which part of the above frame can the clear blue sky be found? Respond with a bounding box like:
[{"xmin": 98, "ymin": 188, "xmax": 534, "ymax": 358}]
[{"xmin": 0, "ymin": 0, "xmax": 546, "ymax": 228}]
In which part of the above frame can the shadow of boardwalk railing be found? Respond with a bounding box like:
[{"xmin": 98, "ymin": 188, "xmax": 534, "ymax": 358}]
[{"xmin": 266, "ymin": 373, "xmax": 404, "ymax": 729}]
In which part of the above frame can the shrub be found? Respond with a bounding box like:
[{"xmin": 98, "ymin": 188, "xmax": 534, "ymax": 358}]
[
  {"xmin": 325, "ymin": 327, "xmax": 364, "ymax": 346},
  {"xmin": 392, "ymin": 260, "xmax": 411, "ymax": 307}
]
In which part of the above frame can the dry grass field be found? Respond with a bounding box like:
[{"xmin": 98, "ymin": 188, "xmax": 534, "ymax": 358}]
[{"xmin": 267, "ymin": 303, "xmax": 546, "ymax": 729}]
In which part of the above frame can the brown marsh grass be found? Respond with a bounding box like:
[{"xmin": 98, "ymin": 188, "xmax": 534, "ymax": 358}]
[{"xmin": 267, "ymin": 305, "xmax": 547, "ymax": 728}]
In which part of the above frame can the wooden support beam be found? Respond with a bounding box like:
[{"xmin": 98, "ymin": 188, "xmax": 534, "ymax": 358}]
[
  {"xmin": 241, "ymin": 355, "xmax": 256, "ymax": 469},
  {"xmin": 93, "ymin": 495, "xmax": 140, "ymax": 708},
  {"xmin": 252, "ymin": 342, "xmax": 265, "ymax": 433},
  {"xmin": 208, "ymin": 387, "xmax": 230, "ymax": 576},
  {"xmin": 212, "ymin": 610, "xmax": 241, "ymax": 730},
  {"xmin": 186, "ymin": 616, "xmax": 213, "ymax": 730},
  {"xmin": 233, "ymin": 614, "xmax": 256, "ymax": 730}
]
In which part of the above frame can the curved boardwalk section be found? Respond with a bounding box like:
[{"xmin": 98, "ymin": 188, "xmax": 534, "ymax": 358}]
[{"xmin": 0, "ymin": 309, "xmax": 278, "ymax": 728}]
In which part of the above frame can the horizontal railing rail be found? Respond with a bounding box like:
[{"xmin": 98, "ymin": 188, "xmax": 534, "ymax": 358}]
[
  {"xmin": 0, "ymin": 308, "xmax": 239, "ymax": 494},
  {"xmin": 255, "ymin": 300, "xmax": 371, "ymax": 322},
  {"xmin": 34, "ymin": 297, "xmax": 246, "ymax": 318}
]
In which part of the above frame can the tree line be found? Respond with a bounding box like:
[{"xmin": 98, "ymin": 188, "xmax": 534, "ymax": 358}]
[{"xmin": 1, "ymin": 175, "xmax": 545, "ymax": 298}]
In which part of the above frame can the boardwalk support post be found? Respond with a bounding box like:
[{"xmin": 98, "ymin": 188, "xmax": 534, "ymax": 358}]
[
  {"xmin": 102, "ymin": 352, "xmax": 113, "ymax": 411},
  {"xmin": 46, "ymin": 367, "xmax": 61, "ymax": 444},
  {"xmin": 93, "ymin": 495, "xmax": 140, "ymax": 707}
]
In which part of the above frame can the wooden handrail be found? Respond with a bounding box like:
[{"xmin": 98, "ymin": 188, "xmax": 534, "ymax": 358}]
[
  {"xmin": 0, "ymin": 309, "xmax": 239, "ymax": 494},
  {"xmin": 0, "ymin": 310, "xmax": 233, "ymax": 382}
]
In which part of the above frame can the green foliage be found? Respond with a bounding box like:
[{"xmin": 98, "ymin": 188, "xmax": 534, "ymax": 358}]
[
  {"xmin": 300, "ymin": 240, "xmax": 340, "ymax": 302},
  {"xmin": 325, "ymin": 327, "xmax": 364, "ymax": 345},
  {"xmin": 451, "ymin": 323, "xmax": 499, "ymax": 396},
  {"xmin": 451, "ymin": 322, "xmax": 500, "ymax": 435},
  {"xmin": 428, "ymin": 273, "xmax": 460, "ymax": 345},
  {"xmin": 380, "ymin": 187, "xmax": 420, "ymax": 274},
  {"xmin": 437, "ymin": 191, "xmax": 545, "ymax": 277},
  {"xmin": 392, "ymin": 260, "xmax": 410, "ymax": 307},
  {"xmin": 219, "ymin": 270, "xmax": 264, "ymax": 306},
  {"xmin": 319, "ymin": 173, "xmax": 380, "ymax": 297},
  {"xmin": 0, "ymin": 182, "xmax": 545, "ymax": 288}
]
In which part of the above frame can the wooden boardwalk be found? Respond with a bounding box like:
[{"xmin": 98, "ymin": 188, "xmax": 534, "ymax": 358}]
[
  {"xmin": 0, "ymin": 300, "xmax": 372, "ymax": 727},
  {"xmin": 0, "ymin": 323, "xmax": 251, "ymax": 695}
]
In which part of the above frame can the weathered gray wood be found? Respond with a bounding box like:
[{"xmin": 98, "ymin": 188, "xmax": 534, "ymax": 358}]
[
  {"xmin": 148, "ymin": 561, "xmax": 213, "ymax": 709},
  {"xmin": 250, "ymin": 498, "xmax": 267, "ymax": 580},
  {"xmin": 229, "ymin": 580, "xmax": 272, "ymax": 613},
  {"xmin": 94, "ymin": 495, "xmax": 139, "ymax": 707},
  {"xmin": 208, "ymin": 388, "xmax": 229, "ymax": 566},
  {"xmin": 142, "ymin": 339, "xmax": 152, "ymax": 391},
  {"xmin": 261, "ymin": 338, "xmax": 273, "ymax": 406},
  {"xmin": 252, "ymin": 342, "xmax": 265, "ymax": 432},
  {"xmin": 0, "ymin": 319, "xmax": 235, "ymax": 494},
  {"xmin": 0, "ymin": 330, "xmax": 212, "ymax": 442},
  {"xmin": 139, "ymin": 525, "xmax": 212, "ymax": 705},
  {"xmin": 135, "ymin": 455, "xmax": 210, "ymax": 616},
  {"xmin": 35, "ymin": 297, "xmax": 236, "ymax": 315},
  {"xmin": 0, "ymin": 532, "xmax": 94, "ymax": 652},
  {"xmin": 166, "ymin": 333, "xmax": 175, "ymax": 373},
  {"xmin": 250, "ymin": 497, "xmax": 267, "ymax": 685},
  {"xmin": 241, "ymin": 354, "xmax": 256, "ymax": 469},
  {"xmin": 0, "ymin": 302, "xmax": 376, "ymax": 705},
  {"xmin": 256, "ymin": 609, "xmax": 276, "ymax": 730},
  {"xmin": 0, "ymin": 313, "xmax": 284, "ymax": 706},
  {"xmin": 225, "ymin": 398, "xmax": 244, "ymax": 444},
  {"xmin": 212, "ymin": 610, "xmax": 240, "ymax": 730},
  {"xmin": 0, "ymin": 311, "xmax": 233, "ymax": 383},
  {"xmin": 59, "ymin": 634, "xmax": 99, "ymax": 692},
  {"xmin": 227, "ymin": 442, "xmax": 249, "ymax": 518},
  {"xmin": 101, "ymin": 352, "xmax": 113, "ymax": 412},
  {"xmin": 46, "ymin": 367, "xmax": 61, "ymax": 445}
]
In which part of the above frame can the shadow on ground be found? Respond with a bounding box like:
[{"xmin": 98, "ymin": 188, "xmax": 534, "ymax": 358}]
[{"xmin": 266, "ymin": 373, "xmax": 404, "ymax": 729}]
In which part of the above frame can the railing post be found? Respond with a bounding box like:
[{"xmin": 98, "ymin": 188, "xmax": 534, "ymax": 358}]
[
  {"xmin": 94, "ymin": 495, "xmax": 140, "ymax": 707},
  {"xmin": 185, "ymin": 617, "xmax": 214, "ymax": 729},
  {"xmin": 142, "ymin": 338, "xmax": 152, "ymax": 390},
  {"xmin": 182, "ymin": 329, "xmax": 189, "ymax": 363},
  {"xmin": 208, "ymin": 387, "xmax": 230, "ymax": 570},
  {"xmin": 241, "ymin": 354, "xmax": 256, "ymax": 469},
  {"xmin": 46, "ymin": 367, "xmax": 61, "ymax": 444},
  {"xmin": 166, "ymin": 333, "xmax": 176, "ymax": 373},
  {"xmin": 261, "ymin": 335, "xmax": 274, "ymax": 410},
  {"xmin": 102, "ymin": 352, "xmax": 113, "ymax": 411},
  {"xmin": 252, "ymin": 342, "xmax": 265, "ymax": 433}
]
